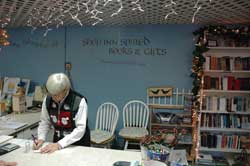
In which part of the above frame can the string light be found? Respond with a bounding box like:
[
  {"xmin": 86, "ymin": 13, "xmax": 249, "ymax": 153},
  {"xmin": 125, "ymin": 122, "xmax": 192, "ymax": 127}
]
[
  {"xmin": 164, "ymin": 0, "xmax": 177, "ymax": 20},
  {"xmin": 69, "ymin": 12, "xmax": 83, "ymax": 26},
  {"xmin": 192, "ymin": 6, "xmax": 201, "ymax": 23},
  {"xmin": 43, "ymin": 27, "xmax": 53, "ymax": 37},
  {"xmin": 103, "ymin": 0, "xmax": 124, "ymax": 17},
  {"xmin": 0, "ymin": 28, "xmax": 10, "ymax": 47},
  {"xmin": 165, "ymin": 8, "xmax": 177, "ymax": 20},
  {"xmin": 0, "ymin": 13, "xmax": 11, "ymax": 48},
  {"xmin": 165, "ymin": 0, "xmax": 176, "ymax": 8},
  {"xmin": 90, "ymin": 0, "xmax": 103, "ymax": 26},
  {"xmin": 82, "ymin": 0, "xmax": 92, "ymax": 13},
  {"xmin": 192, "ymin": 0, "xmax": 212, "ymax": 23},
  {"xmin": 110, "ymin": 0, "xmax": 123, "ymax": 17},
  {"xmin": 25, "ymin": 0, "xmax": 143, "ymax": 34},
  {"xmin": 131, "ymin": 0, "xmax": 144, "ymax": 12},
  {"xmin": 69, "ymin": 1, "xmax": 83, "ymax": 26},
  {"xmin": 104, "ymin": 0, "xmax": 113, "ymax": 6}
]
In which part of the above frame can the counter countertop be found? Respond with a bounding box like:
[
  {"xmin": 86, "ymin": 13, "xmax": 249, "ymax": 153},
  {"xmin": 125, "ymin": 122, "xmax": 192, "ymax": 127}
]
[
  {"xmin": 1, "ymin": 139, "xmax": 141, "ymax": 166},
  {"xmin": 0, "ymin": 110, "xmax": 41, "ymax": 136}
]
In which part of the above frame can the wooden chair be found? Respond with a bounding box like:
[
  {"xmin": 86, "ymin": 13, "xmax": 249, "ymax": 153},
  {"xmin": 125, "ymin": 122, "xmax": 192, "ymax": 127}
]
[
  {"xmin": 91, "ymin": 102, "xmax": 119, "ymax": 148},
  {"xmin": 119, "ymin": 100, "xmax": 149, "ymax": 150}
]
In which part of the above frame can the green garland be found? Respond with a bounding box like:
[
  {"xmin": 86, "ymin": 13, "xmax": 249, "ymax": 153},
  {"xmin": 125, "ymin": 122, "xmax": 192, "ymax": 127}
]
[
  {"xmin": 191, "ymin": 25, "xmax": 250, "ymax": 107},
  {"xmin": 193, "ymin": 25, "xmax": 250, "ymax": 46},
  {"xmin": 191, "ymin": 45, "xmax": 208, "ymax": 104}
]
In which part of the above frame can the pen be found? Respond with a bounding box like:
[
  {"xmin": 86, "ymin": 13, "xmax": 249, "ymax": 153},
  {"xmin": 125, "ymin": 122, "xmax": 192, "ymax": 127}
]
[{"xmin": 31, "ymin": 134, "xmax": 38, "ymax": 145}]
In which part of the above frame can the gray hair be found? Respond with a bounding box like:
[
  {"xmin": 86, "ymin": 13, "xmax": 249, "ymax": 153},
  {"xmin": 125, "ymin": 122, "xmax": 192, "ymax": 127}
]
[{"xmin": 46, "ymin": 73, "xmax": 71, "ymax": 95}]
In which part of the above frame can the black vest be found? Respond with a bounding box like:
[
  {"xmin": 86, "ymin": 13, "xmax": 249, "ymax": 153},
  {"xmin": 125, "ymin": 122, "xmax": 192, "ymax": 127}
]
[{"xmin": 46, "ymin": 90, "xmax": 90, "ymax": 146}]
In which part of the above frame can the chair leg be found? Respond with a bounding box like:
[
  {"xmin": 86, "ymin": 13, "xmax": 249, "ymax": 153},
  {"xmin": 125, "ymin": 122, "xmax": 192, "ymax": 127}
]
[{"xmin": 124, "ymin": 140, "xmax": 128, "ymax": 150}]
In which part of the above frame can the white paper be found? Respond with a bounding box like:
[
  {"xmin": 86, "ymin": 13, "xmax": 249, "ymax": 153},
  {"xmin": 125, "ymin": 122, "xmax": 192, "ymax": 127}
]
[
  {"xmin": 0, "ymin": 135, "xmax": 13, "ymax": 144},
  {"xmin": 1, "ymin": 121, "xmax": 28, "ymax": 130}
]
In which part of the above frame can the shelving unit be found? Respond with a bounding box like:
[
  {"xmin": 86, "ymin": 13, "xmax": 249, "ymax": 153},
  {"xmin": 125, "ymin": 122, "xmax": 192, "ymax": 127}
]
[
  {"xmin": 198, "ymin": 47, "xmax": 250, "ymax": 155},
  {"xmin": 147, "ymin": 87, "xmax": 193, "ymax": 146},
  {"xmin": 200, "ymin": 147, "xmax": 250, "ymax": 153}
]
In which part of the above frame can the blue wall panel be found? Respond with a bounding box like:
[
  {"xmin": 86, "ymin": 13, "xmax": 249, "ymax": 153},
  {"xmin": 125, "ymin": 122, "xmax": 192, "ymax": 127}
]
[{"xmin": 0, "ymin": 25, "xmax": 197, "ymax": 135}]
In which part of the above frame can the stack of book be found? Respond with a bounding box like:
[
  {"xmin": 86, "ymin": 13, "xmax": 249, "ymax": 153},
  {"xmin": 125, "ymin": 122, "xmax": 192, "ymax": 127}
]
[
  {"xmin": 213, "ymin": 156, "xmax": 229, "ymax": 166},
  {"xmin": 197, "ymin": 153, "xmax": 214, "ymax": 166}
]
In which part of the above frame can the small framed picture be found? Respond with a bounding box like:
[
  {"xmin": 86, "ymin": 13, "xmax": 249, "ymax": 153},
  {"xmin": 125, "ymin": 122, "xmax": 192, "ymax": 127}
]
[
  {"xmin": 208, "ymin": 40, "xmax": 217, "ymax": 47},
  {"xmin": 21, "ymin": 79, "xmax": 30, "ymax": 95},
  {"xmin": 3, "ymin": 77, "xmax": 20, "ymax": 94}
]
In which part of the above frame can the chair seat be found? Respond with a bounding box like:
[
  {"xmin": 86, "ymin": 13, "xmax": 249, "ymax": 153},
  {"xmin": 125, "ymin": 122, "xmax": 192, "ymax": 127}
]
[
  {"xmin": 119, "ymin": 127, "xmax": 148, "ymax": 140},
  {"xmin": 91, "ymin": 130, "xmax": 113, "ymax": 144}
]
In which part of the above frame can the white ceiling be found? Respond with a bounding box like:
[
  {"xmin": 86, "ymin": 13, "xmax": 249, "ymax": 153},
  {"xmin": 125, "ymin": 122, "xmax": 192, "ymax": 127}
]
[{"xmin": 0, "ymin": 0, "xmax": 250, "ymax": 28}]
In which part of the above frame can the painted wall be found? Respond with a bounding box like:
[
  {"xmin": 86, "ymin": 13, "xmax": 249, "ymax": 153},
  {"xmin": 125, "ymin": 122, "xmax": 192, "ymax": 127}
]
[{"xmin": 0, "ymin": 25, "xmax": 197, "ymax": 141}]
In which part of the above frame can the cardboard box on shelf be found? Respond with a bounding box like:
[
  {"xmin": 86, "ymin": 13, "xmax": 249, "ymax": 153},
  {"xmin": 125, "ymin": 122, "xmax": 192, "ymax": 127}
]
[{"xmin": 12, "ymin": 95, "xmax": 26, "ymax": 114}]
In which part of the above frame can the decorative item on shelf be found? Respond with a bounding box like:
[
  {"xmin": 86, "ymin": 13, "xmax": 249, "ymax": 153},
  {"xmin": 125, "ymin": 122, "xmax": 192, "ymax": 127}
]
[
  {"xmin": 0, "ymin": 28, "xmax": 10, "ymax": 47},
  {"xmin": 12, "ymin": 94, "xmax": 26, "ymax": 114},
  {"xmin": 147, "ymin": 86, "xmax": 173, "ymax": 97},
  {"xmin": 12, "ymin": 84, "xmax": 26, "ymax": 114},
  {"xmin": 20, "ymin": 79, "xmax": 30, "ymax": 96},
  {"xmin": 4, "ymin": 95, "xmax": 12, "ymax": 114},
  {"xmin": 154, "ymin": 112, "xmax": 174, "ymax": 123},
  {"xmin": 241, "ymin": 136, "xmax": 250, "ymax": 150},
  {"xmin": 2, "ymin": 77, "xmax": 20, "ymax": 95},
  {"xmin": 140, "ymin": 128, "xmax": 185, "ymax": 162},
  {"xmin": 0, "ymin": 102, "xmax": 5, "ymax": 116},
  {"xmin": 16, "ymin": 87, "xmax": 25, "ymax": 96},
  {"xmin": 140, "ymin": 135, "xmax": 171, "ymax": 162},
  {"xmin": 207, "ymin": 40, "xmax": 217, "ymax": 47},
  {"xmin": 233, "ymin": 149, "xmax": 250, "ymax": 166},
  {"xmin": 0, "ymin": 78, "xmax": 3, "ymax": 95},
  {"xmin": 33, "ymin": 86, "xmax": 46, "ymax": 108}
]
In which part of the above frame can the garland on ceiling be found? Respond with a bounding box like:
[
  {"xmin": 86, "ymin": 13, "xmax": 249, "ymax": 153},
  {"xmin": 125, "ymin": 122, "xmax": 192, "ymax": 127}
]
[{"xmin": 190, "ymin": 25, "xmax": 250, "ymax": 160}]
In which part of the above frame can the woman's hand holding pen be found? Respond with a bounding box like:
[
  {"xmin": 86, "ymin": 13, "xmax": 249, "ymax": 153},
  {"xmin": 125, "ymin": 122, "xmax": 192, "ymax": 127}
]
[{"xmin": 32, "ymin": 139, "xmax": 44, "ymax": 150}]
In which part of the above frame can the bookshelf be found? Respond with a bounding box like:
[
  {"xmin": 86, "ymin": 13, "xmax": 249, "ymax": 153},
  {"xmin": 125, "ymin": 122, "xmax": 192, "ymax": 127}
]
[{"xmin": 198, "ymin": 47, "xmax": 250, "ymax": 154}]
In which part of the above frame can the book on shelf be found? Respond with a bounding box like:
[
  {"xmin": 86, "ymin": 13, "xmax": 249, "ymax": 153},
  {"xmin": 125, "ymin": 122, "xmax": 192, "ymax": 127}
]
[
  {"xmin": 201, "ymin": 133, "xmax": 241, "ymax": 149},
  {"xmin": 198, "ymin": 153, "xmax": 213, "ymax": 163},
  {"xmin": 202, "ymin": 96, "xmax": 250, "ymax": 112},
  {"xmin": 201, "ymin": 113, "xmax": 247, "ymax": 128},
  {"xmin": 204, "ymin": 76, "xmax": 250, "ymax": 91},
  {"xmin": 205, "ymin": 56, "xmax": 250, "ymax": 71},
  {"xmin": 213, "ymin": 156, "xmax": 230, "ymax": 166}
]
